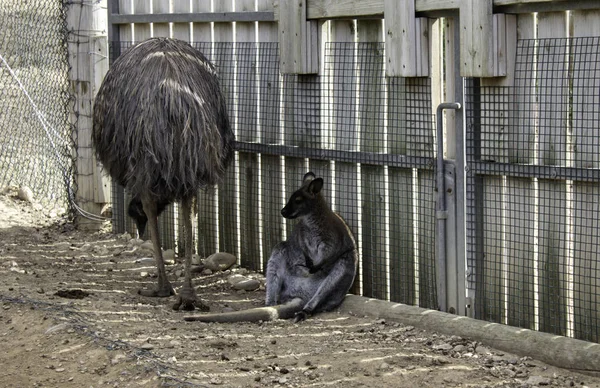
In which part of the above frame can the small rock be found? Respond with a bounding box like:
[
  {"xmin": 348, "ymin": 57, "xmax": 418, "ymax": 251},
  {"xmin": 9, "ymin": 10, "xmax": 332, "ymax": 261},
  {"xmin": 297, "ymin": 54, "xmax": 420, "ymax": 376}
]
[
  {"xmin": 278, "ymin": 377, "xmax": 288, "ymax": 384},
  {"xmin": 204, "ymin": 252, "xmax": 237, "ymax": 271},
  {"xmin": 140, "ymin": 343, "xmax": 154, "ymax": 350},
  {"xmin": 163, "ymin": 249, "xmax": 176, "ymax": 263},
  {"xmin": 137, "ymin": 257, "xmax": 155, "ymax": 265},
  {"xmin": 433, "ymin": 343, "xmax": 453, "ymax": 351},
  {"xmin": 228, "ymin": 274, "xmax": 246, "ymax": 285},
  {"xmin": 140, "ymin": 240, "xmax": 154, "ymax": 252},
  {"xmin": 201, "ymin": 268, "xmax": 213, "ymax": 276},
  {"xmin": 526, "ymin": 375, "xmax": 551, "ymax": 386},
  {"xmin": 18, "ymin": 186, "xmax": 34, "ymax": 203},
  {"xmin": 475, "ymin": 346, "xmax": 491, "ymax": 355},
  {"xmin": 54, "ymin": 368, "xmax": 65, "ymax": 373},
  {"xmin": 117, "ymin": 233, "xmax": 132, "ymax": 241},
  {"xmin": 232, "ymin": 279, "xmax": 260, "ymax": 291},
  {"xmin": 191, "ymin": 254, "xmax": 202, "ymax": 265},
  {"xmin": 453, "ymin": 344, "xmax": 466, "ymax": 352},
  {"xmin": 209, "ymin": 378, "xmax": 223, "ymax": 385},
  {"xmin": 379, "ymin": 362, "xmax": 391, "ymax": 370},
  {"xmin": 175, "ymin": 269, "xmax": 184, "ymax": 278},
  {"xmin": 92, "ymin": 245, "xmax": 109, "ymax": 256},
  {"xmin": 129, "ymin": 238, "xmax": 143, "ymax": 247},
  {"xmin": 169, "ymin": 340, "xmax": 182, "ymax": 348},
  {"xmin": 111, "ymin": 353, "xmax": 127, "ymax": 365}
]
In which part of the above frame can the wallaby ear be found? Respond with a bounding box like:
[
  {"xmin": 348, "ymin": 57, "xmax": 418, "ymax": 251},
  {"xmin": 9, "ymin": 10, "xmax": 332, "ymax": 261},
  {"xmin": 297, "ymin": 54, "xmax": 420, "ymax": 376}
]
[
  {"xmin": 308, "ymin": 178, "xmax": 323, "ymax": 195},
  {"xmin": 303, "ymin": 171, "xmax": 316, "ymax": 183}
]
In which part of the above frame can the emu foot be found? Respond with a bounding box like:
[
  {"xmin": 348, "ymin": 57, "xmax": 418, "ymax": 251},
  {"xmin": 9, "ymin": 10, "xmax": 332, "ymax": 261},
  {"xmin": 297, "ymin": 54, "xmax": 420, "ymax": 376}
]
[
  {"xmin": 172, "ymin": 285, "xmax": 209, "ymax": 312},
  {"xmin": 138, "ymin": 284, "xmax": 175, "ymax": 297}
]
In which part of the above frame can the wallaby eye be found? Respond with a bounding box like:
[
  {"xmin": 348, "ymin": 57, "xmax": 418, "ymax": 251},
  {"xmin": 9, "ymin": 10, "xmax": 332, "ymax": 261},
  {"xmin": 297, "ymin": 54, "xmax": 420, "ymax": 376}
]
[{"xmin": 294, "ymin": 196, "xmax": 303, "ymax": 203}]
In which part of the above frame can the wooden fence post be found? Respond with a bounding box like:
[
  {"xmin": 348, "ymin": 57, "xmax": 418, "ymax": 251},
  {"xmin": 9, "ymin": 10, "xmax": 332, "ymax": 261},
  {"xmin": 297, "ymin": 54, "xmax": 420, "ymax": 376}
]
[{"xmin": 68, "ymin": 0, "xmax": 109, "ymax": 231}]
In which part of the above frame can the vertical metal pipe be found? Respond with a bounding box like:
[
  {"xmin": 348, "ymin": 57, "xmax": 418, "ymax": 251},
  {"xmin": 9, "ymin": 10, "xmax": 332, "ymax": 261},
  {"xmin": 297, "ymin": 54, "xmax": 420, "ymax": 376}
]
[{"xmin": 436, "ymin": 102, "xmax": 461, "ymax": 312}]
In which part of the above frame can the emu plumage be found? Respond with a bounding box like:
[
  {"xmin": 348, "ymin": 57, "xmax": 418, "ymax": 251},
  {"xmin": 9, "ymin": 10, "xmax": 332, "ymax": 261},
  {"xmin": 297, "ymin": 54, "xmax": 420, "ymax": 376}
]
[{"xmin": 92, "ymin": 37, "xmax": 234, "ymax": 310}]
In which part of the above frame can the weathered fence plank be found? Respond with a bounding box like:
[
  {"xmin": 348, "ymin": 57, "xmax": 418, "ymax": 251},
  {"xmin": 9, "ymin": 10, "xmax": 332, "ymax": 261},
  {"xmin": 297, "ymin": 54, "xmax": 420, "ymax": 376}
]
[
  {"xmin": 133, "ymin": 0, "xmax": 151, "ymax": 41},
  {"xmin": 171, "ymin": 0, "xmax": 190, "ymax": 41},
  {"xmin": 192, "ymin": 3, "xmax": 217, "ymax": 258},
  {"xmin": 237, "ymin": 0, "xmax": 261, "ymax": 271},
  {"xmin": 357, "ymin": 20, "xmax": 387, "ymax": 300},
  {"xmin": 538, "ymin": 179, "xmax": 567, "ymax": 336},
  {"xmin": 258, "ymin": 0, "xmax": 283, "ymax": 270},
  {"xmin": 329, "ymin": 19, "xmax": 361, "ymax": 295},
  {"xmin": 214, "ymin": 1, "xmax": 238, "ymax": 258},
  {"xmin": 151, "ymin": 0, "xmax": 169, "ymax": 37},
  {"xmin": 572, "ymin": 182, "xmax": 600, "ymax": 343}
]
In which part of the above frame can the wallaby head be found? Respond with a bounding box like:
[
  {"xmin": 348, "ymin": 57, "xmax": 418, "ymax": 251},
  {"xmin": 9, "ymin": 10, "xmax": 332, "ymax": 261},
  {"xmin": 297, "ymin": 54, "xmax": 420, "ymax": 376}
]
[{"xmin": 281, "ymin": 172, "xmax": 324, "ymax": 219}]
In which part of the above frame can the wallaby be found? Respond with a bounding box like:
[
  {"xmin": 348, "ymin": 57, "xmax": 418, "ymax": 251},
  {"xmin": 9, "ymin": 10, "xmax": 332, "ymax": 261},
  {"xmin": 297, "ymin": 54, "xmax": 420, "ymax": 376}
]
[{"xmin": 184, "ymin": 172, "xmax": 358, "ymax": 323}]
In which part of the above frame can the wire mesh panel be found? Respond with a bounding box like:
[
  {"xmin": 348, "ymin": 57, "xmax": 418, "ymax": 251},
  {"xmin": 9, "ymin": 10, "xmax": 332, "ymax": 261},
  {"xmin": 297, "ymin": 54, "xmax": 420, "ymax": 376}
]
[
  {"xmin": 107, "ymin": 39, "xmax": 437, "ymax": 308},
  {"xmin": 466, "ymin": 37, "xmax": 600, "ymax": 342},
  {"xmin": 0, "ymin": 1, "xmax": 74, "ymax": 209}
]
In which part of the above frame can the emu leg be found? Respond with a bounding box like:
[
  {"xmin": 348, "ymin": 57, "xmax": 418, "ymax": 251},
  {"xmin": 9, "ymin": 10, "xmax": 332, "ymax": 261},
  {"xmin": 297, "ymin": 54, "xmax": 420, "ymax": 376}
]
[
  {"xmin": 173, "ymin": 196, "xmax": 209, "ymax": 311},
  {"xmin": 138, "ymin": 197, "xmax": 175, "ymax": 297}
]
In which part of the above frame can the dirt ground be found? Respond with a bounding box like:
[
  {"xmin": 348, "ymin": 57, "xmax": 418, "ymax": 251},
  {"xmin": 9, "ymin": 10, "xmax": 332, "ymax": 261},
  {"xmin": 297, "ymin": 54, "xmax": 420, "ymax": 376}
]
[{"xmin": 1, "ymin": 191, "xmax": 600, "ymax": 388}]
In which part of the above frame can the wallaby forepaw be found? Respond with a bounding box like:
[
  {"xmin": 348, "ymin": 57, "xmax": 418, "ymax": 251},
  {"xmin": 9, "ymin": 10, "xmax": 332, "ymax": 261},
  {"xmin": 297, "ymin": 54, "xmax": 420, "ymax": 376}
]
[{"xmin": 293, "ymin": 310, "xmax": 309, "ymax": 323}]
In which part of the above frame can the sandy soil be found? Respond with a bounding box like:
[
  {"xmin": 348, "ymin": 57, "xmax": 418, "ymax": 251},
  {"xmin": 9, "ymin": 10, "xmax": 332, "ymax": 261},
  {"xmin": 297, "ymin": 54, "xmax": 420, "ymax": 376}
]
[{"xmin": 1, "ymin": 190, "xmax": 599, "ymax": 388}]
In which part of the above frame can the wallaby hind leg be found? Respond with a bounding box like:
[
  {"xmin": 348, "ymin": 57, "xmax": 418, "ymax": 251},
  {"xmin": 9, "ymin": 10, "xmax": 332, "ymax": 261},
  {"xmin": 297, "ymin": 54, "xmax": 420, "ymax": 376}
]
[
  {"xmin": 265, "ymin": 243, "xmax": 288, "ymax": 306},
  {"xmin": 298, "ymin": 254, "xmax": 357, "ymax": 319}
]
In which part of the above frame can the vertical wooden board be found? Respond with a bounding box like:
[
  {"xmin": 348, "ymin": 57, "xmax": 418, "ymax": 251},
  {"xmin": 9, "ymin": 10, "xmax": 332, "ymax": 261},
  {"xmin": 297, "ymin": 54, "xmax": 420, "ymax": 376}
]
[
  {"xmin": 330, "ymin": 20, "xmax": 357, "ymax": 153},
  {"xmin": 387, "ymin": 77, "xmax": 406, "ymax": 155},
  {"xmin": 336, "ymin": 161, "xmax": 360, "ymax": 293},
  {"xmin": 239, "ymin": 153, "xmax": 260, "ymax": 270},
  {"xmin": 481, "ymin": 175, "xmax": 505, "ymax": 323},
  {"xmin": 361, "ymin": 164, "xmax": 387, "ymax": 300},
  {"xmin": 459, "ymin": 0, "xmax": 495, "ymax": 77},
  {"xmin": 508, "ymin": 13, "xmax": 535, "ymax": 164},
  {"xmin": 537, "ymin": 179, "xmax": 567, "ymax": 336},
  {"xmin": 292, "ymin": 76, "xmax": 321, "ymax": 149},
  {"xmin": 505, "ymin": 178, "xmax": 534, "ymax": 329},
  {"xmin": 191, "ymin": 1, "xmax": 211, "ymax": 43},
  {"xmin": 537, "ymin": 12, "xmax": 568, "ymax": 167},
  {"xmin": 328, "ymin": 19, "xmax": 360, "ymax": 293},
  {"xmin": 479, "ymin": 86, "xmax": 508, "ymax": 163},
  {"xmin": 406, "ymin": 77, "xmax": 434, "ymax": 158},
  {"xmin": 417, "ymin": 169, "xmax": 436, "ymax": 309},
  {"xmin": 257, "ymin": 0, "xmax": 280, "ymax": 145},
  {"xmin": 357, "ymin": 20, "xmax": 387, "ymax": 300},
  {"xmin": 260, "ymin": 155, "xmax": 283, "ymax": 267},
  {"xmin": 158, "ymin": 204, "xmax": 176, "ymax": 250},
  {"xmin": 571, "ymin": 11, "xmax": 600, "ymax": 169},
  {"xmin": 197, "ymin": 188, "xmax": 217, "ymax": 258},
  {"xmin": 172, "ymin": 0, "xmax": 190, "ymax": 41},
  {"xmin": 572, "ymin": 182, "xmax": 600, "ymax": 342},
  {"xmin": 257, "ymin": 0, "xmax": 282, "ymax": 270},
  {"xmin": 118, "ymin": 0, "xmax": 133, "ymax": 50},
  {"xmin": 388, "ymin": 168, "xmax": 415, "ymax": 304},
  {"xmin": 237, "ymin": 0, "xmax": 260, "ymax": 269},
  {"xmin": 133, "ymin": 0, "xmax": 151, "ymax": 41},
  {"xmin": 151, "ymin": 0, "xmax": 169, "ymax": 37},
  {"xmin": 214, "ymin": 1, "xmax": 238, "ymax": 257}
]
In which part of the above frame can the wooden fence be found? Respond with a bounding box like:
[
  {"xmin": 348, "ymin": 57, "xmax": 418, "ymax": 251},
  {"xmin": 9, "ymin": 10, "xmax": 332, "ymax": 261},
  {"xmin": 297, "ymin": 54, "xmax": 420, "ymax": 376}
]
[{"xmin": 78, "ymin": 0, "xmax": 600, "ymax": 343}]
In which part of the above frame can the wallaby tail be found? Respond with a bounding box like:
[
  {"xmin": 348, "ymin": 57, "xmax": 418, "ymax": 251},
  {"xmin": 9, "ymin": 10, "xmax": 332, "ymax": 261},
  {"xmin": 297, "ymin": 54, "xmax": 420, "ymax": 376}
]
[{"xmin": 183, "ymin": 298, "xmax": 304, "ymax": 323}]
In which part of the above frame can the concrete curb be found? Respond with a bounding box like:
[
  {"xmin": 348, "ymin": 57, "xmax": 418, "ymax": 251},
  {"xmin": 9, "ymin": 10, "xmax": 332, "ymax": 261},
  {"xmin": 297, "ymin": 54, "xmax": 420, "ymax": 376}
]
[{"xmin": 338, "ymin": 295, "xmax": 600, "ymax": 375}]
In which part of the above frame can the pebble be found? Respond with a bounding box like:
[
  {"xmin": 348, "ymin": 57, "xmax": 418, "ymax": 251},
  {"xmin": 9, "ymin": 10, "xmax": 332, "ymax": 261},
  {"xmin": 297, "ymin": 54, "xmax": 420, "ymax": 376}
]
[
  {"xmin": 232, "ymin": 279, "xmax": 260, "ymax": 291},
  {"xmin": 191, "ymin": 254, "xmax": 202, "ymax": 265},
  {"xmin": 526, "ymin": 375, "xmax": 551, "ymax": 386},
  {"xmin": 140, "ymin": 343, "xmax": 154, "ymax": 350},
  {"xmin": 163, "ymin": 249, "xmax": 175, "ymax": 263},
  {"xmin": 453, "ymin": 344, "xmax": 466, "ymax": 352},
  {"xmin": 202, "ymin": 268, "xmax": 213, "ymax": 275},
  {"xmin": 204, "ymin": 252, "xmax": 237, "ymax": 271},
  {"xmin": 18, "ymin": 186, "xmax": 34, "ymax": 203},
  {"xmin": 433, "ymin": 343, "xmax": 453, "ymax": 351},
  {"xmin": 140, "ymin": 241, "xmax": 154, "ymax": 252},
  {"xmin": 137, "ymin": 257, "xmax": 154, "ymax": 265}
]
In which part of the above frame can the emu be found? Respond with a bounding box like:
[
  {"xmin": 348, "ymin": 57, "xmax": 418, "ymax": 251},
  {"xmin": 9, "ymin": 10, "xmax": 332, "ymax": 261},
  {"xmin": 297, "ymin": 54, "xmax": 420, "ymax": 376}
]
[{"xmin": 92, "ymin": 38, "xmax": 234, "ymax": 311}]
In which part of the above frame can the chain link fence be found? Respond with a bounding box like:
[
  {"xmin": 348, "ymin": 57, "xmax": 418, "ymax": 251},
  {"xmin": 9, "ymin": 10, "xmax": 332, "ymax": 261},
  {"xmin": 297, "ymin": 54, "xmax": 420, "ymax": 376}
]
[{"xmin": 0, "ymin": 0, "xmax": 75, "ymax": 210}]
